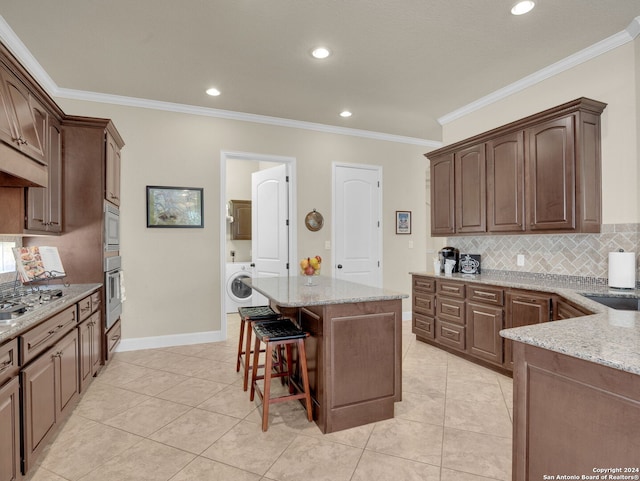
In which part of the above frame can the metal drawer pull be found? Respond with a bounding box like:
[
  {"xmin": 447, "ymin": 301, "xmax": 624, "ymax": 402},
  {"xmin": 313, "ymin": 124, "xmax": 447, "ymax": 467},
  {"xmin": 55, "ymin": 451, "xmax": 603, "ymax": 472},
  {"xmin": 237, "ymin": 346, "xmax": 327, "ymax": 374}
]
[
  {"xmin": 475, "ymin": 291, "xmax": 496, "ymax": 298},
  {"xmin": 442, "ymin": 285, "xmax": 458, "ymax": 292},
  {"xmin": 0, "ymin": 359, "xmax": 12, "ymax": 372}
]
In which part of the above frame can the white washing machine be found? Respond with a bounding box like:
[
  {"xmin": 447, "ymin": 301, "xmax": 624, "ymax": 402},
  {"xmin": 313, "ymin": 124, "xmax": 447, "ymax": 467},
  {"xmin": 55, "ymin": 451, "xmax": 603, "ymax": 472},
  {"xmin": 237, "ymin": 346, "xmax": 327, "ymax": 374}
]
[{"xmin": 225, "ymin": 262, "xmax": 254, "ymax": 313}]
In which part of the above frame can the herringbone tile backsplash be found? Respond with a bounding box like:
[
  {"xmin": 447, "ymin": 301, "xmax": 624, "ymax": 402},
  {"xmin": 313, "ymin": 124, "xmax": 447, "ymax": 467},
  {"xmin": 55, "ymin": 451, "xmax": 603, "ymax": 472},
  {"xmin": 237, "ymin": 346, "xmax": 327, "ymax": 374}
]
[{"xmin": 446, "ymin": 224, "xmax": 639, "ymax": 281}]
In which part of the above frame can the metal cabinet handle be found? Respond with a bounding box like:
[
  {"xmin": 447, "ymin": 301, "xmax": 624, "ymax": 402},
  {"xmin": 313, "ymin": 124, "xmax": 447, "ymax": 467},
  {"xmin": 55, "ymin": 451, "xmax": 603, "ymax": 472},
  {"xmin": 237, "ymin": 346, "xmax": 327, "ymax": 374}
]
[
  {"xmin": 0, "ymin": 359, "xmax": 12, "ymax": 372},
  {"xmin": 337, "ymin": 264, "xmax": 343, "ymax": 269}
]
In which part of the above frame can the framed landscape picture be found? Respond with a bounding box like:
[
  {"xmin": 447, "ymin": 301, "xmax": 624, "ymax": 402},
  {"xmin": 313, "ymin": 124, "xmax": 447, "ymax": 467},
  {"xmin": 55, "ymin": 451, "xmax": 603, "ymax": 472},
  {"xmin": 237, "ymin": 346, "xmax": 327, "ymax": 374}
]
[{"xmin": 146, "ymin": 186, "xmax": 204, "ymax": 228}]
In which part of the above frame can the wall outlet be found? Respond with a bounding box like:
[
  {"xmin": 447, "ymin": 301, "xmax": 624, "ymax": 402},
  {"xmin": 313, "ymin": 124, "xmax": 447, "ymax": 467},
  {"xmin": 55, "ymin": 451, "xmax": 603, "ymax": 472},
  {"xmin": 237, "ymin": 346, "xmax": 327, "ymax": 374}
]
[
  {"xmin": 517, "ymin": 254, "xmax": 525, "ymax": 266},
  {"xmin": 408, "ymin": 240, "xmax": 414, "ymax": 249},
  {"xmin": 325, "ymin": 240, "xmax": 331, "ymax": 250}
]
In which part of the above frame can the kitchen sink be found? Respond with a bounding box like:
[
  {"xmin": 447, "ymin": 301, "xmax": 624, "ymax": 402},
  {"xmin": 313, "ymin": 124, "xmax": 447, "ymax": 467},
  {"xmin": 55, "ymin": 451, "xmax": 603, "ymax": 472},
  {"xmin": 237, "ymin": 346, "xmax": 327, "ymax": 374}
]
[{"xmin": 581, "ymin": 294, "xmax": 640, "ymax": 311}]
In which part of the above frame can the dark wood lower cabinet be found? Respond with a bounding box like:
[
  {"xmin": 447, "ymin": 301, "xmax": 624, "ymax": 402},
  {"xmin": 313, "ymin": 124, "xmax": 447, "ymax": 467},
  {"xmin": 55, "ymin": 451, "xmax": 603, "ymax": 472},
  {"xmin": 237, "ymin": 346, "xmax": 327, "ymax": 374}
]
[
  {"xmin": 21, "ymin": 329, "xmax": 79, "ymax": 474},
  {"xmin": 512, "ymin": 342, "xmax": 640, "ymax": 480},
  {"xmin": 466, "ymin": 302, "xmax": 504, "ymax": 366},
  {"xmin": 0, "ymin": 376, "xmax": 20, "ymax": 481},
  {"xmin": 411, "ymin": 275, "xmax": 583, "ymax": 374},
  {"xmin": 504, "ymin": 290, "xmax": 552, "ymax": 369},
  {"xmin": 79, "ymin": 311, "xmax": 102, "ymax": 392}
]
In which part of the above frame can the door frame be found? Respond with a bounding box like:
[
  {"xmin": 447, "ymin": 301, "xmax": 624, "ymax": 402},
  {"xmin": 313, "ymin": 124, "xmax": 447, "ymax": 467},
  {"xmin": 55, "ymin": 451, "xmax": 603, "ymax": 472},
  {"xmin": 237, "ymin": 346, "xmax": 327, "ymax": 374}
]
[
  {"xmin": 219, "ymin": 150, "xmax": 297, "ymax": 340},
  {"xmin": 331, "ymin": 162, "xmax": 383, "ymax": 286}
]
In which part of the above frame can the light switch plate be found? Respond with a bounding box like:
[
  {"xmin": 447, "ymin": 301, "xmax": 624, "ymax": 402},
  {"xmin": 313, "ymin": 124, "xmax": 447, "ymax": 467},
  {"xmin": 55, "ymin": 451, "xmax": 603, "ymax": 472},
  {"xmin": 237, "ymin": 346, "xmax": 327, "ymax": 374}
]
[{"xmin": 325, "ymin": 241, "xmax": 331, "ymax": 250}]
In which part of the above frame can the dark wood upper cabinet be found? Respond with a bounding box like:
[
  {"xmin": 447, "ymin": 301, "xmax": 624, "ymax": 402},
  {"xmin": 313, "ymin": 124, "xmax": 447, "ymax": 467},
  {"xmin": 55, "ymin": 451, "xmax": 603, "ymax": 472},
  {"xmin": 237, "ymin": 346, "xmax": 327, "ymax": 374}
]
[
  {"xmin": 455, "ymin": 143, "xmax": 486, "ymax": 233},
  {"xmin": 0, "ymin": 62, "xmax": 46, "ymax": 165},
  {"xmin": 230, "ymin": 199, "xmax": 252, "ymax": 240},
  {"xmin": 526, "ymin": 115, "xmax": 575, "ymax": 231},
  {"xmin": 487, "ymin": 130, "xmax": 525, "ymax": 232},
  {"xmin": 26, "ymin": 116, "xmax": 62, "ymax": 233},
  {"xmin": 426, "ymin": 98, "xmax": 606, "ymax": 236},
  {"xmin": 430, "ymin": 153, "xmax": 455, "ymax": 235}
]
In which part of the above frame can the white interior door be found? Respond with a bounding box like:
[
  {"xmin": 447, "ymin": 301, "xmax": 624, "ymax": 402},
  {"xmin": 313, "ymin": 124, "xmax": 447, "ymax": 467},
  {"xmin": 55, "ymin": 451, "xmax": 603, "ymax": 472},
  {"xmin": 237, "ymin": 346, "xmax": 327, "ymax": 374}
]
[
  {"xmin": 252, "ymin": 164, "xmax": 289, "ymax": 301},
  {"xmin": 333, "ymin": 163, "xmax": 382, "ymax": 287}
]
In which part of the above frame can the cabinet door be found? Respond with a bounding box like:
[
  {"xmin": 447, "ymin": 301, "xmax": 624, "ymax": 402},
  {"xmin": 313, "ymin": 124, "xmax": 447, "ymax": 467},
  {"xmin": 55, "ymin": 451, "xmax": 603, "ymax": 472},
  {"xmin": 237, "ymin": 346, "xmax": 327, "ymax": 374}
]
[
  {"xmin": 26, "ymin": 116, "xmax": 62, "ymax": 233},
  {"xmin": 79, "ymin": 311, "xmax": 102, "ymax": 392},
  {"xmin": 105, "ymin": 131, "xmax": 121, "ymax": 206},
  {"xmin": 0, "ymin": 64, "xmax": 46, "ymax": 164},
  {"xmin": 526, "ymin": 115, "xmax": 575, "ymax": 231},
  {"xmin": 90, "ymin": 312, "xmax": 102, "ymax": 376},
  {"xmin": 466, "ymin": 302, "xmax": 504, "ymax": 365},
  {"xmin": 0, "ymin": 376, "xmax": 20, "ymax": 481},
  {"xmin": 430, "ymin": 153, "xmax": 455, "ymax": 235},
  {"xmin": 230, "ymin": 200, "xmax": 252, "ymax": 240},
  {"xmin": 455, "ymin": 143, "xmax": 486, "ymax": 233},
  {"xmin": 54, "ymin": 329, "xmax": 79, "ymax": 419},
  {"xmin": 21, "ymin": 349, "xmax": 57, "ymax": 473},
  {"xmin": 487, "ymin": 131, "xmax": 525, "ymax": 232},
  {"xmin": 78, "ymin": 319, "xmax": 92, "ymax": 392},
  {"xmin": 504, "ymin": 291, "xmax": 552, "ymax": 368}
]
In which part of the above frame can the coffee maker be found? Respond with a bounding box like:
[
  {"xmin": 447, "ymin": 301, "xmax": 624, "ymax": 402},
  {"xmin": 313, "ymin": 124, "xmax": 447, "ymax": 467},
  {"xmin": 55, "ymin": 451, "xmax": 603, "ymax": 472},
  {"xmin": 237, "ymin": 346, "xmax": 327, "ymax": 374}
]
[{"xmin": 438, "ymin": 247, "xmax": 460, "ymax": 273}]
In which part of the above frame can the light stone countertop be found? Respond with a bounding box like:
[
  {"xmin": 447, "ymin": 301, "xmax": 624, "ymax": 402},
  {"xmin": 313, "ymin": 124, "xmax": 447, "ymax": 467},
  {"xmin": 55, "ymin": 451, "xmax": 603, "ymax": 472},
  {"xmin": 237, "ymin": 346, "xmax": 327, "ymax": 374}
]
[
  {"xmin": 411, "ymin": 271, "xmax": 640, "ymax": 376},
  {"xmin": 245, "ymin": 276, "xmax": 408, "ymax": 308},
  {"xmin": 0, "ymin": 284, "xmax": 102, "ymax": 343}
]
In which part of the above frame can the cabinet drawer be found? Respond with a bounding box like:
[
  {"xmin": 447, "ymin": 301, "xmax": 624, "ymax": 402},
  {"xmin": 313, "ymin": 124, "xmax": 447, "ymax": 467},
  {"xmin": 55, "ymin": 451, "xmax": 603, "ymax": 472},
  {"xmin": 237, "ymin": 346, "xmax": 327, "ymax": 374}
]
[
  {"xmin": 413, "ymin": 276, "xmax": 435, "ymax": 293},
  {"xmin": 0, "ymin": 338, "xmax": 19, "ymax": 385},
  {"xmin": 20, "ymin": 306, "xmax": 77, "ymax": 364},
  {"xmin": 413, "ymin": 293, "xmax": 435, "ymax": 316},
  {"xmin": 413, "ymin": 313, "xmax": 435, "ymax": 339},
  {"xmin": 436, "ymin": 320, "xmax": 466, "ymax": 351},
  {"xmin": 106, "ymin": 319, "xmax": 121, "ymax": 361},
  {"xmin": 437, "ymin": 297, "xmax": 465, "ymax": 325},
  {"xmin": 467, "ymin": 284, "xmax": 504, "ymax": 306},
  {"xmin": 91, "ymin": 290, "xmax": 101, "ymax": 314},
  {"xmin": 78, "ymin": 295, "xmax": 92, "ymax": 322},
  {"xmin": 436, "ymin": 281, "xmax": 465, "ymax": 298}
]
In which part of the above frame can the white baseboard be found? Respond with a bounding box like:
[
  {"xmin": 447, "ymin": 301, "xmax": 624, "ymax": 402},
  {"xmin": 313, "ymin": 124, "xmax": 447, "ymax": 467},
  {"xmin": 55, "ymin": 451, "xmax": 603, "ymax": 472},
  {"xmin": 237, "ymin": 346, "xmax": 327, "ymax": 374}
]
[
  {"xmin": 116, "ymin": 330, "xmax": 226, "ymax": 352},
  {"xmin": 117, "ymin": 313, "xmax": 411, "ymax": 352}
]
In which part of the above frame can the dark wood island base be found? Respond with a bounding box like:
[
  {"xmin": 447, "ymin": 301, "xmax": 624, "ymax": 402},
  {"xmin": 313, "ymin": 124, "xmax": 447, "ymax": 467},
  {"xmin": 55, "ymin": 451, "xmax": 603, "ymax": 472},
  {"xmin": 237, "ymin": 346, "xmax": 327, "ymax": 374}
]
[{"xmin": 278, "ymin": 298, "xmax": 403, "ymax": 434}]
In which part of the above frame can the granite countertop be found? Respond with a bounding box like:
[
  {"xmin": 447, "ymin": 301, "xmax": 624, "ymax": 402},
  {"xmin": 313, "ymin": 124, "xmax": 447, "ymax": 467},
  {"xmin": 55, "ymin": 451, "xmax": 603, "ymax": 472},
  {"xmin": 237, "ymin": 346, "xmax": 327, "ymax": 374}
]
[
  {"xmin": 0, "ymin": 283, "xmax": 102, "ymax": 343},
  {"xmin": 410, "ymin": 271, "xmax": 640, "ymax": 376},
  {"xmin": 245, "ymin": 276, "xmax": 408, "ymax": 308}
]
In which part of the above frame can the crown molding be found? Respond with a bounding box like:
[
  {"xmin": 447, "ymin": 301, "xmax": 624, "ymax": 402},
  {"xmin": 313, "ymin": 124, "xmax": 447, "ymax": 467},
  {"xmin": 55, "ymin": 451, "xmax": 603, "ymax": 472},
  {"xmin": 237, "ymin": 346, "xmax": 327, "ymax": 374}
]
[
  {"xmin": 439, "ymin": 16, "xmax": 640, "ymax": 125},
  {"xmin": 54, "ymin": 88, "xmax": 439, "ymax": 147}
]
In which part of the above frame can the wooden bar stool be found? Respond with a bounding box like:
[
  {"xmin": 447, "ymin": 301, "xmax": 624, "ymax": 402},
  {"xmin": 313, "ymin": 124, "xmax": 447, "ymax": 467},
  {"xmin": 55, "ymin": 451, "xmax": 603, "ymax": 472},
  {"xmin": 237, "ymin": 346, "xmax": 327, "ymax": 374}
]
[
  {"xmin": 236, "ymin": 306, "xmax": 280, "ymax": 391},
  {"xmin": 250, "ymin": 319, "xmax": 313, "ymax": 431}
]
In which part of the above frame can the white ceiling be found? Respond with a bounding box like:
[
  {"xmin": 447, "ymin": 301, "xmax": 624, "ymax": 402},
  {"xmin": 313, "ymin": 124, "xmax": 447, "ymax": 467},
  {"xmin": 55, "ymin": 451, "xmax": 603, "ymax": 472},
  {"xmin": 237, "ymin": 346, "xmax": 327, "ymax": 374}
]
[{"xmin": 1, "ymin": 1, "xmax": 639, "ymax": 143}]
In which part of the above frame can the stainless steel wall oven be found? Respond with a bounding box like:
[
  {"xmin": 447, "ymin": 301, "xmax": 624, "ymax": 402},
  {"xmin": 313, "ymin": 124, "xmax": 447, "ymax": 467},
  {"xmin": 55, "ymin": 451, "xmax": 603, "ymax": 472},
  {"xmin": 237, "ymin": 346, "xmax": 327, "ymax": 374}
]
[{"xmin": 104, "ymin": 255, "xmax": 122, "ymax": 330}]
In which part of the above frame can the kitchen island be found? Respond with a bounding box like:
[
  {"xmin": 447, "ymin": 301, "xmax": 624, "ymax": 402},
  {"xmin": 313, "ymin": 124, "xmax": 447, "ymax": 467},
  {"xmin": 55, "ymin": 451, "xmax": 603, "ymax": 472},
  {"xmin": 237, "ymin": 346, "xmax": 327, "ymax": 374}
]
[
  {"xmin": 245, "ymin": 275, "xmax": 407, "ymax": 433},
  {"xmin": 501, "ymin": 302, "xmax": 640, "ymax": 480}
]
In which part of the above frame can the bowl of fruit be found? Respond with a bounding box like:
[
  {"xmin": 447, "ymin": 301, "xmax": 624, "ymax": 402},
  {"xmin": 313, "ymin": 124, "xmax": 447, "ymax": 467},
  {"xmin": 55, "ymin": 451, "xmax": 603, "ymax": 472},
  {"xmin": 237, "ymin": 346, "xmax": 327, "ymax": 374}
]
[{"xmin": 300, "ymin": 256, "xmax": 322, "ymax": 285}]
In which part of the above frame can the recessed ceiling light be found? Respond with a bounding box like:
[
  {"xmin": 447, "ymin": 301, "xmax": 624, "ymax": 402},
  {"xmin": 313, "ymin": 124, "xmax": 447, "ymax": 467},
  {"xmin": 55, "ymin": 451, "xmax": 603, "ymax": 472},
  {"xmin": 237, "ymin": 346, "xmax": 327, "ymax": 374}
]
[
  {"xmin": 340, "ymin": 110, "xmax": 352, "ymax": 118},
  {"xmin": 311, "ymin": 47, "xmax": 331, "ymax": 59},
  {"xmin": 511, "ymin": 1, "xmax": 535, "ymax": 15},
  {"xmin": 206, "ymin": 87, "xmax": 221, "ymax": 96}
]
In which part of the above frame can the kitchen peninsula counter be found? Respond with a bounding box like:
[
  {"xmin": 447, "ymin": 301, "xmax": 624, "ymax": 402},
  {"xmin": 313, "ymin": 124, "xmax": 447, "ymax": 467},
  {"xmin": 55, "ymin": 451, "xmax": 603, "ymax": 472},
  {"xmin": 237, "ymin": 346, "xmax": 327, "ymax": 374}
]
[
  {"xmin": 245, "ymin": 276, "xmax": 407, "ymax": 433},
  {"xmin": 410, "ymin": 270, "xmax": 639, "ymax": 374},
  {"xmin": 412, "ymin": 272, "xmax": 640, "ymax": 479}
]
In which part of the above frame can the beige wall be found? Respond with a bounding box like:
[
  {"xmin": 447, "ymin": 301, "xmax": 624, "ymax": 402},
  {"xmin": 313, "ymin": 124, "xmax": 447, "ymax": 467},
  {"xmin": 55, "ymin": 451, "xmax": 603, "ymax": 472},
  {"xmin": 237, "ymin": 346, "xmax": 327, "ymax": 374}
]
[
  {"xmin": 442, "ymin": 41, "xmax": 639, "ymax": 225},
  {"xmin": 56, "ymin": 99, "xmax": 428, "ymax": 343}
]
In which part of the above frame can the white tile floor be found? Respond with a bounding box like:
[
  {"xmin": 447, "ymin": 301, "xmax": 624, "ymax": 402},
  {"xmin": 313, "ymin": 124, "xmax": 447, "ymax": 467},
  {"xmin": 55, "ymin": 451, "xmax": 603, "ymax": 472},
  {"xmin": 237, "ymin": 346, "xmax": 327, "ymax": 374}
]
[{"xmin": 25, "ymin": 315, "xmax": 513, "ymax": 481}]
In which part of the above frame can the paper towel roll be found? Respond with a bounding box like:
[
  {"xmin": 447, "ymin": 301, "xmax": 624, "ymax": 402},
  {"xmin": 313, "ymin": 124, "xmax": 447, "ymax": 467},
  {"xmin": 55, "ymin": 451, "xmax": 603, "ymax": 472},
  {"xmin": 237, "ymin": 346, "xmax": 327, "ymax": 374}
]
[{"xmin": 608, "ymin": 251, "xmax": 636, "ymax": 289}]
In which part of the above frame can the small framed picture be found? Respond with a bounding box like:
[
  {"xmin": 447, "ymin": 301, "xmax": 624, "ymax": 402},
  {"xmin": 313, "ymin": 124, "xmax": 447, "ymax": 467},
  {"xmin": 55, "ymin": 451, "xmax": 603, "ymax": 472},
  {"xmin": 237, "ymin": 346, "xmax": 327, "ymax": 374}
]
[
  {"xmin": 147, "ymin": 186, "xmax": 204, "ymax": 228},
  {"xmin": 395, "ymin": 210, "xmax": 411, "ymax": 234}
]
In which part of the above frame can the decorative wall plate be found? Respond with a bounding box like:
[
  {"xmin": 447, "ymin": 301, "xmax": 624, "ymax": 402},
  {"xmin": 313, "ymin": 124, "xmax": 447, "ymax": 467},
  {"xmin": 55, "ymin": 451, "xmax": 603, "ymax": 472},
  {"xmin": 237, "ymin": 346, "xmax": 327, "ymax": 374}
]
[{"xmin": 305, "ymin": 209, "xmax": 324, "ymax": 231}]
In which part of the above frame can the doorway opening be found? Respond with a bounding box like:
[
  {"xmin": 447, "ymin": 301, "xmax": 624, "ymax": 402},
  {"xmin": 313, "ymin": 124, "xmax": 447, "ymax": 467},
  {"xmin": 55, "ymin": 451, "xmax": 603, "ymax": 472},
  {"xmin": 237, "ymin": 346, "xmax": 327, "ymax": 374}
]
[{"xmin": 219, "ymin": 151, "xmax": 297, "ymax": 340}]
